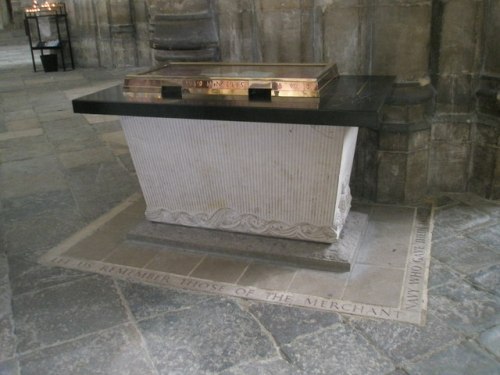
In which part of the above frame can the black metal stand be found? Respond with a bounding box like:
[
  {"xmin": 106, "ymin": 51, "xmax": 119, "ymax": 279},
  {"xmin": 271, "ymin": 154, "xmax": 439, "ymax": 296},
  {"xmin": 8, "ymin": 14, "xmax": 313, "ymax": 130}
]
[{"xmin": 24, "ymin": 3, "xmax": 74, "ymax": 72}]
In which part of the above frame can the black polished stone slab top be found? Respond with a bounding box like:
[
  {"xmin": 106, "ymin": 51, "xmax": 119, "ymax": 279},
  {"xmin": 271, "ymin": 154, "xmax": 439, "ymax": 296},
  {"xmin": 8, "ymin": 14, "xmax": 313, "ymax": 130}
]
[{"xmin": 73, "ymin": 75, "xmax": 395, "ymax": 128}]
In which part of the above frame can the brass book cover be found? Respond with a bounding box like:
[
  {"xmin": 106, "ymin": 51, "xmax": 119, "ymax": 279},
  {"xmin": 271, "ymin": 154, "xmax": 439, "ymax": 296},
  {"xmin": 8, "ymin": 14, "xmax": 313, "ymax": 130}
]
[{"xmin": 123, "ymin": 62, "xmax": 338, "ymax": 105}]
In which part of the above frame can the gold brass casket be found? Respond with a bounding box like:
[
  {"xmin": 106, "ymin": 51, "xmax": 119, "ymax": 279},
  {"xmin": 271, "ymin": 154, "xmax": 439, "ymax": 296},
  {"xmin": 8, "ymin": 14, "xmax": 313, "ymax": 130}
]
[{"xmin": 123, "ymin": 62, "xmax": 338, "ymax": 104}]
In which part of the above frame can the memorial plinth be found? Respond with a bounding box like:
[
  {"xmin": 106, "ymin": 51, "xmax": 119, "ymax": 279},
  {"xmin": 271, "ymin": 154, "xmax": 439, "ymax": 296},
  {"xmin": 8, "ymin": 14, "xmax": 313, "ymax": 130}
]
[{"xmin": 73, "ymin": 64, "xmax": 394, "ymax": 270}]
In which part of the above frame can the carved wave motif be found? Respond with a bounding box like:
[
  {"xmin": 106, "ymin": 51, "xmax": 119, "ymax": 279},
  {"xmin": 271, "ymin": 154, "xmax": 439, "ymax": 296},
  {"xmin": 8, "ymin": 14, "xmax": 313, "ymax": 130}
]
[{"xmin": 146, "ymin": 207, "xmax": 338, "ymax": 242}]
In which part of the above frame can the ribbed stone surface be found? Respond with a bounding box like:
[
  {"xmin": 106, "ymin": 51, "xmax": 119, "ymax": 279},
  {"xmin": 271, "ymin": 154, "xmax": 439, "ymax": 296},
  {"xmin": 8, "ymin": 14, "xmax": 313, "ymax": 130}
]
[{"xmin": 122, "ymin": 116, "xmax": 357, "ymax": 242}]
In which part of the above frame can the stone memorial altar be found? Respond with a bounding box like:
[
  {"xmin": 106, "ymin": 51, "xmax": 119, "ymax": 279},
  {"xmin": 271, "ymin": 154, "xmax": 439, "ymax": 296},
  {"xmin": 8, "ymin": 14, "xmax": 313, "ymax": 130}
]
[{"xmin": 73, "ymin": 63, "xmax": 395, "ymax": 270}]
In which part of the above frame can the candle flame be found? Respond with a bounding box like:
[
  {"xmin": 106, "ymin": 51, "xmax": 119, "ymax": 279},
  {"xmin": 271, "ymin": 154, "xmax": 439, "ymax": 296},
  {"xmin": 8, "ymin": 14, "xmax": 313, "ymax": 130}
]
[{"xmin": 25, "ymin": 1, "xmax": 63, "ymax": 14}]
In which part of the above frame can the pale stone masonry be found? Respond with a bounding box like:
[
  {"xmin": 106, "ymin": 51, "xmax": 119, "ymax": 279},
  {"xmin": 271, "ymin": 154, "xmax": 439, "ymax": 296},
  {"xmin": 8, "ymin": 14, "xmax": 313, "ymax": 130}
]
[{"xmin": 6, "ymin": 0, "xmax": 500, "ymax": 202}]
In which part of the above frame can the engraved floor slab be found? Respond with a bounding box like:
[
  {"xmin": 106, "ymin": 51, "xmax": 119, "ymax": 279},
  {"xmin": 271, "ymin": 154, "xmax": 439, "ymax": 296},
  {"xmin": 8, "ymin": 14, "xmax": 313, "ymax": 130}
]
[{"xmin": 39, "ymin": 194, "xmax": 434, "ymax": 325}]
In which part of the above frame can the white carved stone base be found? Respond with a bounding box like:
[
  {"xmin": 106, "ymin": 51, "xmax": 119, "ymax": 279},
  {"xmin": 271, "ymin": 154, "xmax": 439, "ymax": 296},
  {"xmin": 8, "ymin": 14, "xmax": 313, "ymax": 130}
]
[{"xmin": 121, "ymin": 116, "xmax": 358, "ymax": 243}]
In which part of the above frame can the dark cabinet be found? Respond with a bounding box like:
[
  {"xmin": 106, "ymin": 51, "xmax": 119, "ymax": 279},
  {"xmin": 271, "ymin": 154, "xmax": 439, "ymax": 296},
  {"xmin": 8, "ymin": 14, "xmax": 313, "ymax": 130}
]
[{"xmin": 24, "ymin": 3, "xmax": 74, "ymax": 72}]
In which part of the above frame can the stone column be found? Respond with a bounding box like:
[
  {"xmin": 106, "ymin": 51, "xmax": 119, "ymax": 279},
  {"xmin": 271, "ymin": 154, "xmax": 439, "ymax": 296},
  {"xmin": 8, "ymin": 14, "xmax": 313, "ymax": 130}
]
[
  {"xmin": 320, "ymin": 0, "xmax": 370, "ymax": 74},
  {"xmin": 359, "ymin": 0, "xmax": 434, "ymax": 203},
  {"xmin": 254, "ymin": 0, "xmax": 310, "ymax": 63},
  {"xmin": 107, "ymin": 0, "xmax": 138, "ymax": 67},
  {"xmin": 65, "ymin": 0, "xmax": 101, "ymax": 67},
  {"xmin": 216, "ymin": 0, "xmax": 262, "ymax": 62},
  {"xmin": 0, "ymin": 0, "xmax": 11, "ymax": 30},
  {"xmin": 431, "ymin": 0, "xmax": 484, "ymax": 113},
  {"xmin": 471, "ymin": 0, "xmax": 500, "ymax": 198},
  {"xmin": 131, "ymin": 0, "xmax": 151, "ymax": 66},
  {"xmin": 377, "ymin": 87, "xmax": 434, "ymax": 203}
]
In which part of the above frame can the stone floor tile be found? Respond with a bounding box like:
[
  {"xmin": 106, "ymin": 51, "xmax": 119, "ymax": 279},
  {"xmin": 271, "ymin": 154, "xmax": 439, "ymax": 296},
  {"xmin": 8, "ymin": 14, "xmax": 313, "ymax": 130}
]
[
  {"xmin": 350, "ymin": 312, "xmax": 462, "ymax": 365},
  {"xmin": 33, "ymin": 102, "xmax": 71, "ymax": 115},
  {"xmin": 0, "ymin": 155, "xmax": 68, "ymax": 199},
  {"xmin": 103, "ymin": 242, "xmax": 158, "ymax": 268},
  {"xmin": 448, "ymin": 193, "xmax": 500, "ymax": 218},
  {"xmin": 1, "ymin": 189, "xmax": 77, "ymax": 222},
  {"xmin": 98, "ymin": 130, "xmax": 129, "ymax": 156},
  {"xmin": 0, "ymin": 129, "xmax": 43, "ymax": 142},
  {"xmin": 19, "ymin": 324, "xmax": 156, "ymax": 375},
  {"xmin": 428, "ymin": 258, "xmax": 463, "ymax": 289},
  {"xmin": 0, "ymin": 359, "xmax": 19, "ymax": 375},
  {"xmin": 84, "ymin": 114, "xmax": 120, "ymax": 124},
  {"xmin": 432, "ymin": 237, "xmax": 500, "ymax": 274},
  {"xmin": 40, "ymin": 115, "xmax": 88, "ymax": 131},
  {"xmin": 31, "ymin": 98, "xmax": 72, "ymax": 114},
  {"xmin": 433, "ymin": 204, "xmax": 491, "ymax": 234},
  {"xmin": 91, "ymin": 119, "xmax": 122, "ymax": 134},
  {"xmin": 0, "ymin": 314, "xmax": 16, "ymax": 362},
  {"xmin": 432, "ymin": 205, "xmax": 491, "ymax": 243},
  {"xmin": 65, "ymin": 162, "xmax": 139, "ymax": 220},
  {"xmin": 29, "ymin": 91, "xmax": 69, "ymax": 107},
  {"xmin": 45, "ymin": 125, "xmax": 102, "ymax": 153},
  {"xmin": 237, "ymin": 263, "xmax": 296, "ymax": 290},
  {"xmin": 144, "ymin": 249, "xmax": 204, "ymax": 276},
  {"xmin": 0, "ymin": 80, "xmax": 24, "ymax": 93},
  {"xmin": 478, "ymin": 325, "xmax": 500, "ymax": 359},
  {"xmin": 118, "ymin": 280, "xmax": 211, "ymax": 321},
  {"xmin": 247, "ymin": 302, "xmax": 341, "ymax": 345},
  {"xmin": 1, "ymin": 98, "xmax": 31, "ymax": 113},
  {"xmin": 12, "ymin": 275, "xmax": 129, "ymax": 353},
  {"xmin": 138, "ymin": 298, "xmax": 275, "ymax": 374},
  {"xmin": 5, "ymin": 117, "xmax": 40, "ymax": 132},
  {"xmin": 387, "ymin": 369, "xmax": 409, "ymax": 375},
  {"xmin": 57, "ymin": 147, "xmax": 115, "ymax": 169},
  {"xmin": 37, "ymin": 109, "xmax": 76, "ymax": 123},
  {"xmin": 3, "ymin": 206, "xmax": 87, "ymax": 256},
  {"xmin": 404, "ymin": 340, "xmax": 500, "ymax": 375},
  {"xmin": 287, "ymin": 268, "xmax": 349, "ymax": 299},
  {"xmin": 0, "ymin": 135, "xmax": 53, "ymax": 163},
  {"xmin": 428, "ymin": 280, "xmax": 500, "ymax": 336},
  {"xmin": 190, "ymin": 256, "xmax": 249, "ymax": 283},
  {"xmin": 343, "ymin": 264, "xmax": 405, "ymax": 307},
  {"xmin": 281, "ymin": 324, "xmax": 395, "ymax": 375},
  {"xmin": 220, "ymin": 357, "xmax": 302, "ymax": 375},
  {"xmin": 465, "ymin": 224, "xmax": 500, "ymax": 254},
  {"xmin": 64, "ymin": 231, "xmax": 123, "ymax": 261},
  {"xmin": 356, "ymin": 206, "xmax": 414, "ymax": 268},
  {"xmin": 0, "ymin": 253, "xmax": 8, "ymax": 286},
  {"xmin": 117, "ymin": 154, "xmax": 136, "ymax": 173},
  {"xmin": 4, "ymin": 109, "xmax": 36, "ymax": 122},
  {"xmin": 7, "ymin": 255, "xmax": 90, "ymax": 296},
  {"xmin": 467, "ymin": 264, "xmax": 500, "ymax": 295},
  {"xmin": 99, "ymin": 206, "xmax": 144, "ymax": 234},
  {"xmin": 0, "ymin": 279, "xmax": 16, "ymax": 363}
]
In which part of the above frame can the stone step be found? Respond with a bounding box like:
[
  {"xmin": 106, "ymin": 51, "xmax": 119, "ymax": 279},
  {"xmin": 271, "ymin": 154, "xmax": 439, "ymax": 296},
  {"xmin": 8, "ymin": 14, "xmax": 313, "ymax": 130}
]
[{"xmin": 127, "ymin": 211, "xmax": 369, "ymax": 272}]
